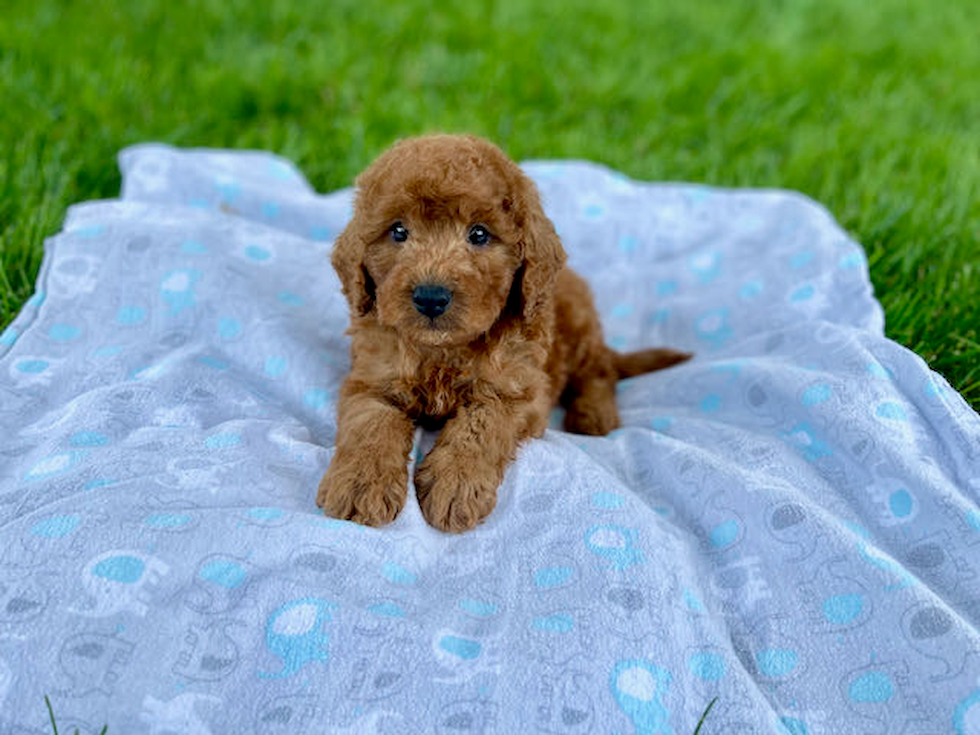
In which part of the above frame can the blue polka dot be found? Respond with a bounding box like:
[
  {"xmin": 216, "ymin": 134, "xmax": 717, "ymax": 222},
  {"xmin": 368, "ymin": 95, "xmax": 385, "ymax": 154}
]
[
  {"xmin": 204, "ymin": 432, "xmax": 241, "ymax": 450},
  {"xmin": 75, "ymin": 224, "xmax": 105, "ymax": 239},
  {"xmin": 278, "ymin": 291, "xmax": 304, "ymax": 306},
  {"xmin": 889, "ymin": 489, "xmax": 913, "ymax": 518},
  {"xmin": 591, "ymin": 492, "xmax": 625, "ymax": 509},
  {"xmin": 368, "ymin": 601, "xmax": 405, "ymax": 617},
  {"xmin": 304, "ymin": 388, "xmax": 330, "ymax": 409},
  {"xmin": 116, "ymin": 305, "xmax": 146, "ymax": 325},
  {"xmin": 188, "ymin": 198, "xmax": 210, "ymax": 209},
  {"xmin": 757, "ymin": 649, "xmax": 798, "ymax": 678},
  {"xmin": 459, "ymin": 599, "xmax": 499, "ymax": 617},
  {"xmin": 790, "ymin": 284, "xmax": 815, "ymax": 302},
  {"xmin": 823, "ymin": 594, "xmax": 863, "ymax": 624},
  {"xmin": 618, "ymin": 235, "xmax": 639, "ymax": 253},
  {"xmin": 93, "ymin": 555, "xmax": 145, "ymax": 584},
  {"xmin": 611, "ymin": 302, "xmax": 634, "ymax": 319},
  {"xmin": 218, "ymin": 317, "xmax": 242, "ymax": 340},
  {"xmin": 695, "ymin": 307, "xmax": 731, "ymax": 347},
  {"xmin": 70, "ymin": 431, "xmax": 109, "ymax": 447},
  {"xmin": 261, "ymin": 201, "xmax": 281, "ymax": 218},
  {"xmin": 801, "ymin": 384, "xmax": 832, "ymax": 407},
  {"xmin": 689, "ymin": 652, "xmax": 725, "ymax": 681},
  {"xmin": 268, "ymin": 160, "xmax": 295, "ymax": 180},
  {"xmin": 648, "ymin": 309, "xmax": 670, "ymax": 324},
  {"xmin": 31, "ymin": 515, "xmax": 80, "ymax": 538},
  {"xmin": 245, "ymin": 245, "xmax": 271, "ymax": 261},
  {"xmin": 683, "ymin": 588, "xmax": 704, "ymax": 612},
  {"xmin": 196, "ymin": 355, "xmax": 229, "ymax": 370},
  {"xmin": 310, "ymin": 226, "xmax": 331, "ymax": 241},
  {"xmin": 876, "ymin": 402, "xmax": 906, "ymax": 421},
  {"xmin": 144, "ymin": 513, "xmax": 192, "ymax": 529},
  {"xmin": 199, "ymin": 559, "xmax": 248, "ymax": 589},
  {"xmin": 27, "ymin": 291, "xmax": 45, "ymax": 308},
  {"xmin": 651, "ymin": 416, "xmax": 673, "ymax": 432},
  {"xmin": 93, "ymin": 345, "xmax": 122, "ymax": 358},
  {"xmin": 689, "ymin": 252, "xmax": 721, "ymax": 283},
  {"xmin": 609, "ymin": 335, "xmax": 627, "ymax": 350},
  {"xmin": 739, "ymin": 280, "xmax": 764, "ymax": 300},
  {"xmin": 181, "ymin": 239, "xmax": 208, "ymax": 254},
  {"xmin": 780, "ymin": 716, "xmax": 809, "ymax": 735},
  {"xmin": 49, "ymin": 323, "xmax": 80, "ymax": 341},
  {"xmin": 967, "ymin": 509, "xmax": 980, "ymax": 531},
  {"xmin": 264, "ymin": 355, "xmax": 287, "ymax": 378},
  {"xmin": 0, "ymin": 326, "xmax": 19, "ymax": 346},
  {"xmin": 532, "ymin": 614, "xmax": 574, "ymax": 633},
  {"xmin": 790, "ymin": 251, "xmax": 814, "ymax": 269},
  {"xmin": 782, "ymin": 422, "xmax": 833, "ymax": 462},
  {"xmin": 839, "ymin": 252, "xmax": 863, "ymax": 270},
  {"xmin": 583, "ymin": 203, "xmax": 605, "ymax": 219},
  {"xmin": 848, "ymin": 672, "xmax": 893, "ymax": 703},
  {"xmin": 248, "ymin": 507, "xmax": 284, "ymax": 521},
  {"xmin": 16, "ymin": 359, "xmax": 48, "ymax": 374},
  {"xmin": 656, "ymin": 280, "xmax": 677, "ymax": 296},
  {"xmin": 534, "ymin": 566, "xmax": 572, "ymax": 589},
  {"xmin": 381, "ymin": 562, "xmax": 416, "ymax": 585},
  {"xmin": 866, "ymin": 362, "xmax": 889, "ymax": 379},
  {"xmin": 700, "ymin": 394, "xmax": 722, "ymax": 413},
  {"xmin": 439, "ymin": 635, "xmax": 481, "ymax": 660},
  {"xmin": 709, "ymin": 519, "xmax": 739, "ymax": 548},
  {"xmin": 213, "ymin": 178, "xmax": 241, "ymax": 201}
]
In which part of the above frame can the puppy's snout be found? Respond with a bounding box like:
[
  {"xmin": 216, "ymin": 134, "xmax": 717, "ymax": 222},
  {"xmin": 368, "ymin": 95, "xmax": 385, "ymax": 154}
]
[{"xmin": 412, "ymin": 283, "xmax": 453, "ymax": 319}]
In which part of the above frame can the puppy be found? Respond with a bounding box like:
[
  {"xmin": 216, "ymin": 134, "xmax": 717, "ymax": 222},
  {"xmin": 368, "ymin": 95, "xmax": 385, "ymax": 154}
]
[{"xmin": 317, "ymin": 134, "xmax": 689, "ymax": 532}]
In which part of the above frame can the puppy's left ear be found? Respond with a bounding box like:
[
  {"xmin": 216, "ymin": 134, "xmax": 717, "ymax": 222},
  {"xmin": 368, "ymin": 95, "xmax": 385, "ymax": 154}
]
[
  {"xmin": 518, "ymin": 180, "xmax": 566, "ymax": 331},
  {"xmin": 331, "ymin": 223, "xmax": 375, "ymax": 317}
]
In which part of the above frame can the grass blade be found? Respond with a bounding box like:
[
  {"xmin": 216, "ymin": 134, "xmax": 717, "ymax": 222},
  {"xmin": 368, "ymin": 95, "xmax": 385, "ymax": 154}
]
[
  {"xmin": 693, "ymin": 696, "xmax": 718, "ymax": 735},
  {"xmin": 44, "ymin": 695, "xmax": 59, "ymax": 735}
]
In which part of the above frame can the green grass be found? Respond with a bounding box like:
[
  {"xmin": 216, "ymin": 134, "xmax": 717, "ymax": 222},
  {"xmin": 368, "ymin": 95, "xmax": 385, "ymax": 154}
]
[
  {"xmin": 2, "ymin": 0, "xmax": 978, "ymax": 408},
  {"xmin": 45, "ymin": 695, "xmax": 108, "ymax": 735},
  {"xmin": 37, "ymin": 693, "xmax": 713, "ymax": 734},
  {"xmin": 693, "ymin": 696, "xmax": 718, "ymax": 734}
]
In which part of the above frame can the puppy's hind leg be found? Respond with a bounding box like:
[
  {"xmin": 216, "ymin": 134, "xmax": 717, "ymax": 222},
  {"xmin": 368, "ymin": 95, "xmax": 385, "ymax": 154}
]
[
  {"xmin": 561, "ymin": 346, "xmax": 691, "ymax": 436},
  {"xmin": 562, "ymin": 357, "xmax": 621, "ymax": 436}
]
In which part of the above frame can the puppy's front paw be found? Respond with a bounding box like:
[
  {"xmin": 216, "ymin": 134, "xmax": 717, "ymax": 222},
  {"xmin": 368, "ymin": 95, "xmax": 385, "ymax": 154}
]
[
  {"xmin": 317, "ymin": 450, "xmax": 408, "ymax": 527},
  {"xmin": 415, "ymin": 448, "xmax": 501, "ymax": 533}
]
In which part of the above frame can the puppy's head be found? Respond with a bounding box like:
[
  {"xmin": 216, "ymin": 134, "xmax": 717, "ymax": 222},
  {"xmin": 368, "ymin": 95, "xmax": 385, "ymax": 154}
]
[{"xmin": 331, "ymin": 134, "xmax": 565, "ymax": 346}]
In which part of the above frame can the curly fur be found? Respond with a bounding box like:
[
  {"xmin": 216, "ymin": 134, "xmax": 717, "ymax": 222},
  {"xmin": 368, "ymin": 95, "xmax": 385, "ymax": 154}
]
[{"xmin": 317, "ymin": 134, "xmax": 690, "ymax": 532}]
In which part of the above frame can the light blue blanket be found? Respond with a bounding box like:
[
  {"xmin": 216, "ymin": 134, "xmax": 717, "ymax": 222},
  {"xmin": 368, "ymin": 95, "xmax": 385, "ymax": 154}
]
[{"xmin": 1, "ymin": 144, "xmax": 979, "ymax": 734}]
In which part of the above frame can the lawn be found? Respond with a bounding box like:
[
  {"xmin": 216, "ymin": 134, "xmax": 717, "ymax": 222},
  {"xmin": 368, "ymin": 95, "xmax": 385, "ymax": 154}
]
[{"xmin": 2, "ymin": 0, "xmax": 978, "ymax": 408}]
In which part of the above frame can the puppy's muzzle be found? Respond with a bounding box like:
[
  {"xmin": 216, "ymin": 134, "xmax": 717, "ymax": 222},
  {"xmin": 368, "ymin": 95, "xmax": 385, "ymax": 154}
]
[{"xmin": 412, "ymin": 283, "xmax": 453, "ymax": 319}]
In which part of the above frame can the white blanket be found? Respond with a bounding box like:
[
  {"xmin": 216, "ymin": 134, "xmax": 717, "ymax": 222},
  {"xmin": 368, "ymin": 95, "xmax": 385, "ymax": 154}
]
[{"xmin": 1, "ymin": 144, "xmax": 978, "ymax": 734}]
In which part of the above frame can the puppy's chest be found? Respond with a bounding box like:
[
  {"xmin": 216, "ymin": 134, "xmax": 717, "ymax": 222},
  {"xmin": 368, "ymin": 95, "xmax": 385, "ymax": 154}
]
[{"xmin": 391, "ymin": 359, "xmax": 476, "ymax": 424}]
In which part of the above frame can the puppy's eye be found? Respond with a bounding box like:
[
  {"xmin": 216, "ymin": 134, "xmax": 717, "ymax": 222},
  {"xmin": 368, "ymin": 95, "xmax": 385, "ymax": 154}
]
[
  {"xmin": 467, "ymin": 224, "xmax": 491, "ymax": 246},
  {"xmin": 390, "ymin": 222, "xmax": 409, "ymax": 243}
]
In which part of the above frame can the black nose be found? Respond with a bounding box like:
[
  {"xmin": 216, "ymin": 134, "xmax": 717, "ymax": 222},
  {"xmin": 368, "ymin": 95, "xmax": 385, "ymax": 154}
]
[{"xmin": 412, "ymin": 283, "xmax": 453, "ymax": 319}]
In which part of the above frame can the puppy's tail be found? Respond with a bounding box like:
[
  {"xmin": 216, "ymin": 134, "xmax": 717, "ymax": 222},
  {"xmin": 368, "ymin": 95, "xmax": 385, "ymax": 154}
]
[{"xmin": 612, "ymin": 347, "xmax": 692, "ymax": 379}]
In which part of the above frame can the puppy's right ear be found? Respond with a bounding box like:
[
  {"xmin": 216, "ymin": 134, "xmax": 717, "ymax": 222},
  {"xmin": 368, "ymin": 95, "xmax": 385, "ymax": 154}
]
[{"xmin": 330, "ymin": 223, "xmax": 375, "ymax": 317}]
